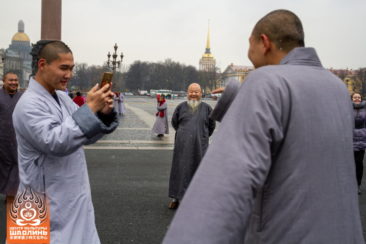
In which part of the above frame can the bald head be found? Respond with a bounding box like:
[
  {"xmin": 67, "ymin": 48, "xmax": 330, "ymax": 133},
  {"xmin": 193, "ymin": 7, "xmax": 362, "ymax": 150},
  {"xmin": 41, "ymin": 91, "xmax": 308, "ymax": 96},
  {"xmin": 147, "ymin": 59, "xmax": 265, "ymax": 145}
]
[
  {"xmin": 187, "ymin": 83, "xmax": 202, "ymax": 101},
  {"xmin": 252, "ymin": 9, "xmax": 304, "ymax": 52},
  {"xmin": 31, "ymin": 40, "xmax": 73, "ymax": 75}
]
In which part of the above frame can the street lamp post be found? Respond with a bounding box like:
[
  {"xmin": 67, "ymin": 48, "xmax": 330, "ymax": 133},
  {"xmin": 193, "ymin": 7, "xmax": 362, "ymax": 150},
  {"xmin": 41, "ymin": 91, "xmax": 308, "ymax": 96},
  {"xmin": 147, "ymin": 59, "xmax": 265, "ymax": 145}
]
[
  {"xmin": 106, "ymin": 43, "xmax": 124, "ymax": 91},
  {"xmin": 107, "ymin": 43, "xmax": 124, "ymax": 72}
]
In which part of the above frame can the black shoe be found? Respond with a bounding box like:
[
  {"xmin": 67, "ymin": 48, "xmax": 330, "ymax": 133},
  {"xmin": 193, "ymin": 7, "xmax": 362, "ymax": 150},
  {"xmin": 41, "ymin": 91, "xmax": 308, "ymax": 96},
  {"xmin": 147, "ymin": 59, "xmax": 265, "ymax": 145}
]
[
  {"xmin": 168, "ymin": 199, "xmax": 179, "ymax": 209},
  {"xmin": 157, "ymin": 134, "xmax": 164, "ymax": 138}
]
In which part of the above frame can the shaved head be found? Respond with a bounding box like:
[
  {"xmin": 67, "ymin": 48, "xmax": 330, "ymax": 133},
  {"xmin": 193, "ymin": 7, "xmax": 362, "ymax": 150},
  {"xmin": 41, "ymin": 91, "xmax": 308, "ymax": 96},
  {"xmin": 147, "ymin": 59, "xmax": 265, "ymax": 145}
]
[
  {"xmin": 3, "ymin": 72, "xmax": 18, "ymax": 94},
  {"xmin": 188, "ymin": 83, "xmax": 201, "ymax": 91},
  {"xmin": 187, "ymin": 83, "xmax": 202, "ymax": 101},
  {"xmin": 31, "ymin": 40, "xmax": 73, "ymax": 75},
  {"xmin": 252, "ymin": 9, "xmax": 304, "ymax": 52}
]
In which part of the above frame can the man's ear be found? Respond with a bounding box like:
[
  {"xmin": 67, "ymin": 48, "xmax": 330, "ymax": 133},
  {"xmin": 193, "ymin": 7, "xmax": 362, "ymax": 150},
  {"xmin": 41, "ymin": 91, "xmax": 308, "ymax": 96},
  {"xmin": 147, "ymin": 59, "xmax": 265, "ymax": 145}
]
[
  {"xmin": 260, "ymin": 34, "xmax": 271, "ymax": 55},
  {"xmin": 38, "ymin": 58, "xmax": 47, "ymax": 71}
]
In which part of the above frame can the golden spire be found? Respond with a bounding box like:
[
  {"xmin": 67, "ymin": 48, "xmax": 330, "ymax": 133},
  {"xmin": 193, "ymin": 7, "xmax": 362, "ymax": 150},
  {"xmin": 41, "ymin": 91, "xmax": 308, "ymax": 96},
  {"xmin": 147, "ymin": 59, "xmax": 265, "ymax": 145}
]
[
  {"xmin": 202, "ymin": 20, "xmax": 213, "ymax": 58},
  {"xmin": 199, "ymin": 20, "xmax": 216, "ymax": 71},
  {"xmin": 206, "ymin": 20, "xmax": 210, "ymax": 50}
]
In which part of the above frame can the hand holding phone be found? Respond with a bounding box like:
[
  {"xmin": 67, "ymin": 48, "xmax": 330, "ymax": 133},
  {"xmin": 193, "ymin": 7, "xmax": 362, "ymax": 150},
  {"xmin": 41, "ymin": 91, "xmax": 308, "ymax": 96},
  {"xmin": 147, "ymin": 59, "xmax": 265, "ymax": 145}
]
[
  {"xmin": 100, "ymin": 72, "xmax": 113, "ymax": 89},
  {"xmin": 85, "ymin": 72, "xmax": 114, "ymax": 114}
]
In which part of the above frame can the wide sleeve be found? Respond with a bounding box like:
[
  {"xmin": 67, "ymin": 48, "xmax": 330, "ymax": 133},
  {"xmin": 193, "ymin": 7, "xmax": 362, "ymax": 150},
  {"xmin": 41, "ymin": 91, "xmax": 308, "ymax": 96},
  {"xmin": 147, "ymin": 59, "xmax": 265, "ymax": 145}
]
[
  {"xmin": 171, "ymin": 104, "xmax": 181, "ymax": 131},
  {"xmin": 73, "ymin": 105, "xmax": 118, "ymax": 136},
  {"xmin": 210, "ymin": 79, "xmax": 241, "ymax": 122},
  {"xmin": 13, "ymin": 101, "xmax": 118, "ymax": 156},
  {"xmin": 207, "ymin": 105, "xmax": 216, "ymax": 136},
  {"xmin": 163, "ymin": 70, "xmax": 290, "ymax": 244},
  {"xmin": 74, "ymin": 106, "xmax": 119, "ymax": 145},
  {"xmin": 354, "ymin": 128, "xmax": 366, "ymax": 138}
]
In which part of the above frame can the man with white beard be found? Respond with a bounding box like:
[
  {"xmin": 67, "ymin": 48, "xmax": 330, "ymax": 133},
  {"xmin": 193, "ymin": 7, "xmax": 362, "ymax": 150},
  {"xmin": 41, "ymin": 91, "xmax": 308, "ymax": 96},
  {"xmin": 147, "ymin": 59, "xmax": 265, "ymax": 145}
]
[{"xmin": 168, "ymin": 83, "xmax": 216, "ymax": 209}]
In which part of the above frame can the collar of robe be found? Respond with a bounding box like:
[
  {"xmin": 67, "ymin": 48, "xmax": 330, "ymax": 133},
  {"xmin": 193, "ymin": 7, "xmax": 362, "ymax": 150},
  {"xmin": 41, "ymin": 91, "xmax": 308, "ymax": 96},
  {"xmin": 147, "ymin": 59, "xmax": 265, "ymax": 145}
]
[
  {"xmin": 1, "ymin": 87, "xmax": 19, "ymax": 98},
  {"xmin": 28, "ymin": 77, "xmax": 63, "ymax": 112},
  {"xmin": 353, "ymin": 101, "xmax": 366, "ymax": 109},
  {"xmin": 280, "ymin": 47, "xmax": 322, "ymax": 67}
]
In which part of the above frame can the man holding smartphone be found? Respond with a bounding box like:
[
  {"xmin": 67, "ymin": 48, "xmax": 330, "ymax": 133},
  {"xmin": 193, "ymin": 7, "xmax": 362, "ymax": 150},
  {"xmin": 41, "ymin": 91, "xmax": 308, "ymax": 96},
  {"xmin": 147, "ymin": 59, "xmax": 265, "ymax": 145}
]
[{"xmin": 12, "ymin": 40, "xmax": 118, "ymax": 244}]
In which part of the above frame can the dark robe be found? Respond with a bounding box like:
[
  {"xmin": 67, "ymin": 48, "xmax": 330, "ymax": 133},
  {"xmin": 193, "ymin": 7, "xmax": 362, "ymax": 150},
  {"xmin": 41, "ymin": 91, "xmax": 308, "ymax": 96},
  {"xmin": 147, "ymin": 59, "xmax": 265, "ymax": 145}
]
[
  {"xmin": 169, "ymin": 101, "xmax": 215, "ymax": 200},
  {"xmin": 0, "ymin": 88, "xmax": 22, "ymax": 195}
]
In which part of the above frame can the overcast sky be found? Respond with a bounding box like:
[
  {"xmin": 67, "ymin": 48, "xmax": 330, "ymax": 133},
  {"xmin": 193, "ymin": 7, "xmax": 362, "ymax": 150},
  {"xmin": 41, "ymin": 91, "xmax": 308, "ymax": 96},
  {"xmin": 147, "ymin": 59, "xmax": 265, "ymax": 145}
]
[{"xmin": 1, "ymin": 0, "xmax": 365, "ymax": 70}]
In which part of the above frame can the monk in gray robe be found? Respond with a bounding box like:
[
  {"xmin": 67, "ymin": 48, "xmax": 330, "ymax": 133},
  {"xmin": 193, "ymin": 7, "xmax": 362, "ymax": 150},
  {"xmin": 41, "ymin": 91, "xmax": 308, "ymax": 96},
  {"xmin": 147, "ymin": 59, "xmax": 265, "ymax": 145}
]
[
  {"xmin": 164, "ymin": 10, "xmax": 365, "ymax": 244},
  {"xmin": 0, "ymin": 72, "xmax": 22, "ymax": 197},
  {"xmin": 168, "ymin": 83, "xmax": 215, "ymax": 209},
  {"xmin": 12, "ymin": 40, "xmax": 118, "ymax": 244}
]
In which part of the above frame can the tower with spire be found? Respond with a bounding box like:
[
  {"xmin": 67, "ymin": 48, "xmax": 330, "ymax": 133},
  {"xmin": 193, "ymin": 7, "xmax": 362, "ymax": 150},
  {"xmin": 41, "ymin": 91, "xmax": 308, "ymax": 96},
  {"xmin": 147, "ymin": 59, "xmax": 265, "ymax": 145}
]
[{"xmin": 199, "ymin": 22, "xmax": 216, "ymax": 72}]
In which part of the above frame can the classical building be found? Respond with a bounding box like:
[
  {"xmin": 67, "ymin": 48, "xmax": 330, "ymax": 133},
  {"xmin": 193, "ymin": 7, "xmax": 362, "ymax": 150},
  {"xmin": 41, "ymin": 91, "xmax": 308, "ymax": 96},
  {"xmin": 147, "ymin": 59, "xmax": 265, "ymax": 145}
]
[
  {"xmin": 0, "ymin": 49, "xmax": 5, "ymax": 82},
  {"xmin": 199, "ymin": 26, "xmax": 216, "ymax": 72},
  {"xmin": 221, "ymin": 63, "xmax": 253, "ymax": 86},
  {"xmin": 4, "ymin": 20, "xmax": 32, "ymax": 88}
]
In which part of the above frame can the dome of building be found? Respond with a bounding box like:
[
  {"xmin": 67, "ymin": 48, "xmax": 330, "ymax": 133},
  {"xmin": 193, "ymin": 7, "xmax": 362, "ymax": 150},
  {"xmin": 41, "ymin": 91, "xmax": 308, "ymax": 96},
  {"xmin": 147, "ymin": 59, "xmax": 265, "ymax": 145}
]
[
  {"xmin": 12, "ymin": 32, "xmax": 30, "ymax": 42},
  {"xmin": 11, "ymin": 20, "xmax": 30, "ymax": 42}
]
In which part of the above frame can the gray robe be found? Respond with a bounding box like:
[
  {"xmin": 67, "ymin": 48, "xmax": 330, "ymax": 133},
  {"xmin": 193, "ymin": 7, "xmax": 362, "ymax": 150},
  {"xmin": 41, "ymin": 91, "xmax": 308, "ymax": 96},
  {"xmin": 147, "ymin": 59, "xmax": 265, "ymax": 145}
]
[
  {"xmin": 13, "ymin": 78, "xmax": 119, "ymax": 244},
  {"xmin": 0, "ymin": 88, "xmax": 22, "ymax": 195},
  {"xmin": 210, "ymin": 79, "xmax": 241, "ymax": 122},
  {"xmin": 163, "ymin": 48, "xmax": 365, "ymax": 244},
  {"xmin": 152, "ymin": 101, "xmax": 169, "ymax": 135},
  {"xmin": 169, "ymin": 102, "xmax": 215, "ymax": 200}
]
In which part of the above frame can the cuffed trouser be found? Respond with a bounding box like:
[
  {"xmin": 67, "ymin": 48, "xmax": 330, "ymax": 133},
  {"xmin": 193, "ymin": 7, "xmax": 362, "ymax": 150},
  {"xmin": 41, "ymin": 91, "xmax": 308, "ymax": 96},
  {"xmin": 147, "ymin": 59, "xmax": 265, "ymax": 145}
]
[{"xmin": 354, "ymin": 150, "xmax": 365, "ymax": 186}]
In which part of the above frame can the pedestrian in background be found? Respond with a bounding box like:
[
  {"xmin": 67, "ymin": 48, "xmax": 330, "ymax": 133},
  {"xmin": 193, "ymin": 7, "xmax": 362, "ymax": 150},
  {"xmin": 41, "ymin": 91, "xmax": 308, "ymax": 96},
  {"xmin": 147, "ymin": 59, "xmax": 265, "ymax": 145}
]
[
  {"xmin": 152, "ymin": 94, "xmax": 169, "ymax": 138},
  {"xmin": 113, "ymin": 92, "xmax": 126, "ymax": 117},
  {"xmin": 0, "ymin": 72, "xmax": 22, "ymax": 199},
  {"xmin": 68, "ymin": 91, "xmax": 74, "ymax": 99},
  {"xmin": 164, "ymin": 9, "xmax": 364, "ymax": 244},
  {"xmin": 168, "ymin": 83, "xmax": 215, "ymax": 209},
  {"xmin": 73, "ymin": 91, "xmax": 85, "ymax": 106},
  {"xmin": 352, "ymin": 92, "xmax": 366, "ymax": 194}
]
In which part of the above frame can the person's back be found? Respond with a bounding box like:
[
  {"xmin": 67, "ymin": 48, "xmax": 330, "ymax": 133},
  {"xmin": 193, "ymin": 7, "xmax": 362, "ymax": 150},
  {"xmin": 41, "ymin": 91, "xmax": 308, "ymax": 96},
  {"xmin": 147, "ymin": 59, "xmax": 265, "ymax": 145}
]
[
  {"xmin": 163, "ymin": 9, "xmax": 364, "ymax": 244},
  {"xmin": 242, "ymin": 50, "xmax": 362, "ymax": 243}
]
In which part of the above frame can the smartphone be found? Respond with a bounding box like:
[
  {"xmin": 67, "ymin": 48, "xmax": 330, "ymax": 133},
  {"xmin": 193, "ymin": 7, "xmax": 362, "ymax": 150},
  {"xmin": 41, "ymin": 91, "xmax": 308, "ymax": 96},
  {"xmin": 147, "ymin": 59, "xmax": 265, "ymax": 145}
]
[{"xmin": 100, "ymin": 72, "xmax": 113, "ymax": 88}]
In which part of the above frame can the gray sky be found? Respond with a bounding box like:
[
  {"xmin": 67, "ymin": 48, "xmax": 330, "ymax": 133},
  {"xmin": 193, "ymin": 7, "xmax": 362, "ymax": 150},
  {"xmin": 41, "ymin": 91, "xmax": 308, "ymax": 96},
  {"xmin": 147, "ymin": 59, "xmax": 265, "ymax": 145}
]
[{"xmin": 1, "ymin": 0, "xmax": 365, "ymax": 70}]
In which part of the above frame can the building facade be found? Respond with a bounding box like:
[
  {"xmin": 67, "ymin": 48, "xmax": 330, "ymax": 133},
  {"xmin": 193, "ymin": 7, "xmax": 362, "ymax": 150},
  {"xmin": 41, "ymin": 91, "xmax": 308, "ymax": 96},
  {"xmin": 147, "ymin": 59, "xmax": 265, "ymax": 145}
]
[
  {"xmin": 221, "ymin": 63, "xmax": 253, "ymax": 86},
  {"xmin": 4, "ymin": 20, "xmax": 32, "ymax": 88},
  {"xmin": 0, "ymin": 49, "xmax": 4, "ymax": 82}
]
